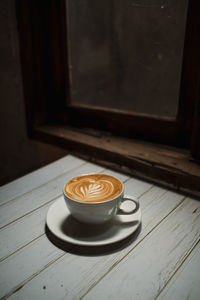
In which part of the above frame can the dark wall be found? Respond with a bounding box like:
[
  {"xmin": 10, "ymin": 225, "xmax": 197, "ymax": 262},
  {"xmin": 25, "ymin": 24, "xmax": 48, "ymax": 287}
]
[{"xmin": 0, "ymin": 0, "xmax": 67, "ymax": 185}]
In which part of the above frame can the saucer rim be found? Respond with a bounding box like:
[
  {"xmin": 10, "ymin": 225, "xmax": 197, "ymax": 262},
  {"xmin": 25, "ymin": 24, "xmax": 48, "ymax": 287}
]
[{"xmin": 46, "ymin": 197, "xmax": 142, "ymax": 247}]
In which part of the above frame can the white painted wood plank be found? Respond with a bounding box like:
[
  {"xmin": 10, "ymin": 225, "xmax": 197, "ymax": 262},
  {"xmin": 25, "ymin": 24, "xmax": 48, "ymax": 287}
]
[
  {"xmin": 0, "ymin": 174, "xmax": 133, "ymax": 261},
  {"xmin": 0, "ymin": 235, "xmax": 65, "ymax": 300},
  {"xmin": 103, "ymin": 169, "xmax": 129, "ymax": 183},
  {"xmin": 0, "ymin": 155, "xmax": 84, "ymax": 206},
  {"xmin": 6, "ymin": 188, "xmax": 185, "ymax": 300},
  {"xmin": 0, "ymin": 199, "xmax": 56, "ymax": 262},
  {"xmin": 82, "ymin": 198, "xmax": 200, "ymax": 300},
  {"xmin": 0, "ymin": 162, "xmax": 104, "ymax": 229},
  {"xmin": 0, "ymin": 177, "xmax": 152, "ymax": 299},
  {"xmin": 124, "ymin": 177, "xmax": 152, "ymax": 198},
  {"xmin": 0, "ymin": 162, "xmax": 106, "ymax": 261},
  {"xmin": 157, "ymin": 240, "xmax": 200, "ymax": 300}
]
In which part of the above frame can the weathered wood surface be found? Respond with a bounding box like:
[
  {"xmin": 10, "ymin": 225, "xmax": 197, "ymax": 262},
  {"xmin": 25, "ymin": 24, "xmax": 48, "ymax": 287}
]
[
  {"xmin": 35, "ymin": 124, "xmax": 200, "ymax": 197},
  {"xmin": 0, "ymin": 162, "xmax": 103, "ymax": 229},
  {"xmin": 0, "ymin": 168, "xmax": 129, "ymax": 262},
  {"xmin": 0, "ymin": 176, "xmax": 151, "ymax": 298},
  {"xmin": 0, "ymin": 155, "xmax": 84, "ymax": 206},
  {"xmin": 0, "ymin": 154, "xmax": 199, "ymax": 300},
  {"xmin": 4, "ymin": 189, "xmax": 184, "ymax": 300},
  {"xmin": 83, "ymin": 198, "xmax": 200, "ymax": 300},
  {"xmin": 157, "ymin": 240, "xmax": 200, "ymax": 300}
]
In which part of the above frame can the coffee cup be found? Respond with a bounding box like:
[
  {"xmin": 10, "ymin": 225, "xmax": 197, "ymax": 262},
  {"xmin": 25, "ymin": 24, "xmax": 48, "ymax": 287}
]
[{"xmin": 63, "ymin": 173, "xmax": 139, "ymax": 224}]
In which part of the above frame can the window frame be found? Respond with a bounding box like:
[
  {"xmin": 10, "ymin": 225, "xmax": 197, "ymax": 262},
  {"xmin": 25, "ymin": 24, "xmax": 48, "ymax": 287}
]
[{"xmin": 16, "ymin": 0, "xmax": 200, "ymax": 197}]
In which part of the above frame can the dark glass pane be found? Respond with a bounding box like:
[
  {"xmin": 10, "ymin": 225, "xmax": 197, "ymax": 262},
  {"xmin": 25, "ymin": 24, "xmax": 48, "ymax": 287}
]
[{"xmin": 66, "ymin": 0, "xmax": 188, "ymax": 118}]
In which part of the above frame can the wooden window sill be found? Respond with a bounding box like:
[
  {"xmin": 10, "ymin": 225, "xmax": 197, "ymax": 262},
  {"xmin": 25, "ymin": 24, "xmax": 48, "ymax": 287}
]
[{"xmin": 33, "ymin": 124, "xmax": 200, "ymax": 198}]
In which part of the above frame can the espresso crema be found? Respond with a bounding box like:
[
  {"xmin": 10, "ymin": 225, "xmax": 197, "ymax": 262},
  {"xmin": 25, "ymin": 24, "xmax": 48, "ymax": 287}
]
[{"xmin": 65, "ymin": 174, "xmax": 122, "ymax": 202}]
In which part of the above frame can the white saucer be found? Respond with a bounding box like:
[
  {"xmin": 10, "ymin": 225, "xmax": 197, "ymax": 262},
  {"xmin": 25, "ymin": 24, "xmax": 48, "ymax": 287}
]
[{"xmin": 46, "ymin": 197, "xmax": 141, "ymax": 247}]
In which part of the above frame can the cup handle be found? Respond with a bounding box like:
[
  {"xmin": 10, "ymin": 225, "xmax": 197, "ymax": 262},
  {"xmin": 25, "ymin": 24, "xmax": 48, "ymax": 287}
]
[{"xmin": 117, "ymin": 195, "xmax": 139, "ymax": 215}]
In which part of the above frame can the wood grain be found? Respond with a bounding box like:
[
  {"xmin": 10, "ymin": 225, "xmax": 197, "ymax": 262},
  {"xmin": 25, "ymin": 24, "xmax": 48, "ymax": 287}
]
[
  {"xmin": 83, "ymin": 198, "xmax": 200, "ymax": 300},
  {"xmin": 0, "ymin": 162, "xmax": 107, "ymax": 261},
  {"xmin": 0, "ymin": 155, "xmax": 84, "ymax": 206},
  {"xmin": 2, "ymin": 154, "xmax": 199, "ymax": 300},
  {"xmin": 3, "ymin": 188, "xmax": 184, "ymax": 300},
  {"xmin": 0, "ymin": 235, "xmax": 65, "ymax": 300},
  {"xmin": 34, "ymin": 124, "xmax": 200, "ymax": 197},
  {"xmin": 0, "ymin": 175, "xmax": 150, "ymax": 299},
  {"xmin": 17, "ymin": 0, "xmax": 200, "ymax": 151},
  {"xmin": 183, "ymin": 1, "xmax": 200, "ymax": 160},
  {"xmin": 103, "ymin": 169, "xmax": 129, "ymax": 183},
  {"xmin": 0, "ymin": 162, "xmax": 104, "ymax": 229},
  {"xmin": 0, "ymin": 200, "xmax": 56, "ymax": 263},
  {"xmin": 157, "ymin": 240, "xmax": 200, "ymax": 300},
  {"xmin": 0, "ymin": 175, "xmax": 146, "ymax": 262}
]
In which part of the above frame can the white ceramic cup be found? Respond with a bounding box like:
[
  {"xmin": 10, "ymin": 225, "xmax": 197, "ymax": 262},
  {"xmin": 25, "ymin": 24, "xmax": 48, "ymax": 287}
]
[{"xmin": 63, "ymin": 174, "xmax": 139, "ymax": 224}]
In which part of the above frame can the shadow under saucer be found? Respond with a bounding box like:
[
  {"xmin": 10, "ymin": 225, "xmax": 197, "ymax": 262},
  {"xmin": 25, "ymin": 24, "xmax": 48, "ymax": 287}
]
[
  {"xmin": 60, "ymin": 215, "xmax": 140, "ymax": 242},
  {"xmin": 45, "ymin": 197, "xmax": 142, "ymax": 255},
  {"xmin": 45, "ymin": 221, "xmax": 142, "ymax": 256}
]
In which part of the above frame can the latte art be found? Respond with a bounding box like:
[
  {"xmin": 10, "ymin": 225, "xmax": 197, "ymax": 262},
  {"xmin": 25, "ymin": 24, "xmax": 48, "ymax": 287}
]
[{"xmin": 65, "ymin": 174, "xmax": 122, "ymax": 202}]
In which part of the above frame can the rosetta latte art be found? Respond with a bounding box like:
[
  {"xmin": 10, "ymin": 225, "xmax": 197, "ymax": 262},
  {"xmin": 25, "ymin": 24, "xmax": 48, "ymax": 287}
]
[{"xmin": 65, "ymin": 174, "xmax": 122, "ymax": 202}]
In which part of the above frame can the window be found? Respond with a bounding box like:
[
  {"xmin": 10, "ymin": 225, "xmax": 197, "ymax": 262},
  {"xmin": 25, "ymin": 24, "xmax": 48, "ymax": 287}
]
[
  {"xmin": 17, "ymin": 0, "xmax": 200, "ymax": 196},
  {"xmin": 67, "ymin": 0, "xmax": 187, "ymax": 119}
]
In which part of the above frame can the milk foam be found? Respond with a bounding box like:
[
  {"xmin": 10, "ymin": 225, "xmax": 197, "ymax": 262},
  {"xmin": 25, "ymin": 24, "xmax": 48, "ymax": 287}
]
[{"xmin": 65, "ymin": 174, "xmax": 122, "ymax": 202}]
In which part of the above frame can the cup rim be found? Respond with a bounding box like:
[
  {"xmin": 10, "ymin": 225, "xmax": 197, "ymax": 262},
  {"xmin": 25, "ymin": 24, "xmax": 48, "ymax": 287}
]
[{"xmin": 63, "ymin": 172, "xmax": 124, "ymax": 205}]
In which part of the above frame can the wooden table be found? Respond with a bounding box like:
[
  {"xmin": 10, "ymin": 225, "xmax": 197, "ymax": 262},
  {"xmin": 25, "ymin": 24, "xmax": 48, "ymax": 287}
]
[{"xmin": 0, "ymin": 155, "xmax": 200, "ymax": 300}]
